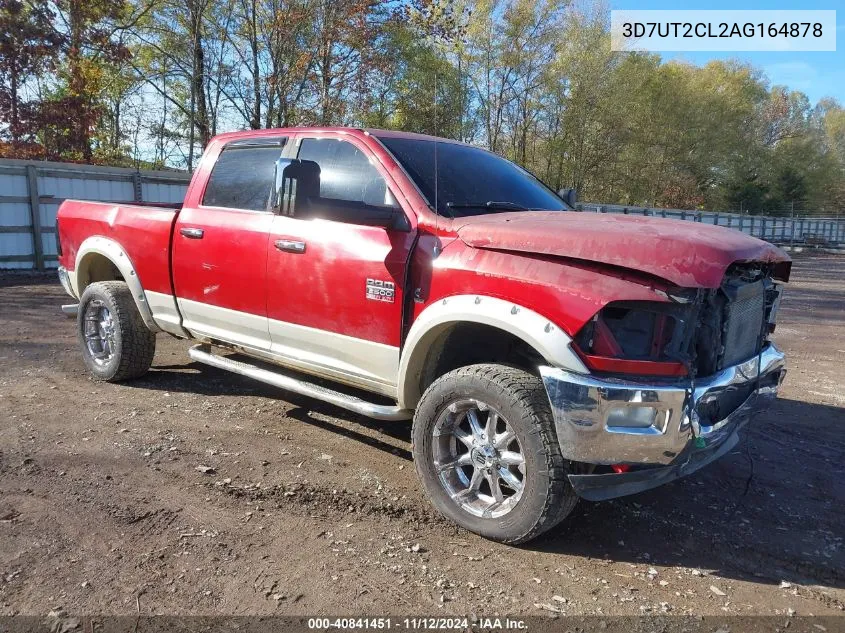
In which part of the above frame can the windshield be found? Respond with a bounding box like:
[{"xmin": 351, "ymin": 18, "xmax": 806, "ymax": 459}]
[{"xmin": 376, "ymin": 136, "xmax": 569, "ymax": 218}]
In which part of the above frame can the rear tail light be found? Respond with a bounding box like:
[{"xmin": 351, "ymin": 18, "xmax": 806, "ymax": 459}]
[
  {"xmin": 55, "ymin": 218, "xmax": 62, "ymax": 257},
  {"xmin": 574, "ymin": 302, "xmax": 693, "ymax": 377}
]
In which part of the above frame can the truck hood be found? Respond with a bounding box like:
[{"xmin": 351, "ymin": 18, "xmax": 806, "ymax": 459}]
[{"xmin": 456, "ymin": 211, "xmax": 791, "ymax": 288}]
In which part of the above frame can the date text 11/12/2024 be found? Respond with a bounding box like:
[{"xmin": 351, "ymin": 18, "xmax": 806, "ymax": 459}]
[{"xmin": 306, "ymin": 618, "xmax": 527, "ymax": 630}]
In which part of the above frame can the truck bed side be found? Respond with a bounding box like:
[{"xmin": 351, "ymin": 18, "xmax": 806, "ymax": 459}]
[{"xmin": 57, "ymin": 199, "xmax": 181, "ymax": 297}]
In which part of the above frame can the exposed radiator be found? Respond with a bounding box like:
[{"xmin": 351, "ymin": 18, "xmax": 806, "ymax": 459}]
[{"xmin": 721, "ymin": 279, "xmax": 766, "ymax": 368}]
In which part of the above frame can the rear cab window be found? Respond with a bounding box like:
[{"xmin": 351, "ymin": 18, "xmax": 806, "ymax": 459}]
[{"xmin": 202, "ymin": 140, "xmax": 287, "ymax": 211}]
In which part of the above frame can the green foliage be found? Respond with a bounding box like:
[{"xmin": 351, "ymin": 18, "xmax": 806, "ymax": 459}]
[
  {"xmin": 0, "ymin": 0, "xmax": 62, "ymax": 156},
  {"xmin": 0, "ymin": 0, "xmax": 842, "ymax": 214},
  {"xmin": 361, "ymin": 23, "xmax": 463, "ymax": 137}
]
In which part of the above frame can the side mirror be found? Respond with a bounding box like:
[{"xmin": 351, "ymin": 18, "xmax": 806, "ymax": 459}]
[
  {"xmin": 312, "ymin": 201, "xmax": 409, "ymax": 231},
  {"xmin": 273, "ymin": 158, "xmax": 321, "ymax": 216},
  {"xmin": 557, "ymin": 187, "xmax": 577, "ymax": 208}
]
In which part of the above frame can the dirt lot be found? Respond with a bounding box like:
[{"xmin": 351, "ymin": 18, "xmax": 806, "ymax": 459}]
[{"xmin": 0, "ymin": 253, "xmax": 843, "ymax": 620}]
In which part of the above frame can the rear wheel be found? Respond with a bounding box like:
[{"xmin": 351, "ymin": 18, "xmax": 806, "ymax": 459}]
[
  {"xmin": 77, "ymin": 281, "xmax": 156, "ymax": 382},
  {"xmin": 412, "ymin": 364, "xmax": 578, "ymax": 544}
]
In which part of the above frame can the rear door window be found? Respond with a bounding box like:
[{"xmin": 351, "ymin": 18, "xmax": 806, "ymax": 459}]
[{"xmin": 202, "ymin": 143, "xmax": 286, "ymax": 211}]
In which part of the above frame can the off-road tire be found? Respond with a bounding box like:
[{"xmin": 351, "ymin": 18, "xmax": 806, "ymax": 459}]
[
  {"xmin": 77, "ymin": 281, "xmax": 156, "ymax": 382},
  {"xmin": 412, "ymin": 364, "xmax": 578, "ymax": 544}
]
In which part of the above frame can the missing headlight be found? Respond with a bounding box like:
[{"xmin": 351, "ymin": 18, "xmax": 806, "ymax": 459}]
[{"xmin": 574, "ymin": 300, "xmax": 697, "ymax": 377}]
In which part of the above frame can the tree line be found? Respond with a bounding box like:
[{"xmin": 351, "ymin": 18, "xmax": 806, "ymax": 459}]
[{"xmin": 1, "ymin": 0, "xmax": 844, "ymax": 216}]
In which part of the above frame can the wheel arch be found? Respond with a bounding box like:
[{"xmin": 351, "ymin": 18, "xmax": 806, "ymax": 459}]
[
  {"xmin": 73, "ymin": 236, "xmax": 160, "ymax": 332},
  {"xmin": 397, "ymin": 295, "xmax": 587, "ymax": 409}
]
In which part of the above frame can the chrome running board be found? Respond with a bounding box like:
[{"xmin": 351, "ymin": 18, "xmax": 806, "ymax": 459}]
[{"xmin": 188, "ymin": 344, "xmax": 412, "ymax": 421}]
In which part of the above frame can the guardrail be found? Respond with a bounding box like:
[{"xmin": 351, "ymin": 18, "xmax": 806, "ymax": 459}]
[
  {"xmin": 577, "ymin": 203, "xmax": 845, "ymax": 247},
  {"xmin": 0, "ymin": 158, "xmax": 190, "ymax": 270}
]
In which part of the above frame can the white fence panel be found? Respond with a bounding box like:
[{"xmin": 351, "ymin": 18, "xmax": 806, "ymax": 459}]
[
  {"xmin": 4, "ymin": 162, "xmax": 842, "ymax": 271},
  {"xmin": 0, "ymin": 159, "xmax": 190, "ymax": 270},
  {"xmin": 142, "ymin": 180, "xmax": 189, "ymax": 203}
]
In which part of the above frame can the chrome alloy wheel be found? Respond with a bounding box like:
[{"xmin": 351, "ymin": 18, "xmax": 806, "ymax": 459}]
[
  {"xmin": 432, "ymin": 399, "xmax": 526, "ymax": 519},
  {"xmin": 83, "ymin": 299, "xmax": 115, "ymax": 366}
]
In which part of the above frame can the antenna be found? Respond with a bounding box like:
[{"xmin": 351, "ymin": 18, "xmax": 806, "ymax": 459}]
[{"xmin": 434, "ymin": 73, "xmax": 439, "ymax": 245}]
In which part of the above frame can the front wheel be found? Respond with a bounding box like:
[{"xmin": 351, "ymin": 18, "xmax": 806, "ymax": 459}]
[
  {"xmin": 412, "ymin": 364, "xmax": 578, "ymax": 544},
  {"xmin": 77, "ymin": 281, "xmax": 156, "ymax": 382}
]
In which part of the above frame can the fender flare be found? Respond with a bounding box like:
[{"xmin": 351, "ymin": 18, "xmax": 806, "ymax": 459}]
[
  {"xmin": 397, "ymin": 295, "xmax": 588, "ymax": 409},
  {"xmin": 73, "ymin": 236, "xmax": 161, "ymax": 333}
]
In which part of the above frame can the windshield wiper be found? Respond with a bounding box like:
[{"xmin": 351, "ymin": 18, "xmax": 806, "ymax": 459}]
[{"xmin": 446, "ymin": 201, "xmax": 528, "ymax": 211}]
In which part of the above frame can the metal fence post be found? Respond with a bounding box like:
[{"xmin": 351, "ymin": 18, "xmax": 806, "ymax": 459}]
[
  {"xmin": 132, "ymin": 171, "xmax": 143, "ymax": 202},
  {"xmin": 26, "ymin": 165, "xmax": 45, "ymax": 271}
]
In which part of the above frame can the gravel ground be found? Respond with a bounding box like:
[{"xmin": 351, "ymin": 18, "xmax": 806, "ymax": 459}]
[{"xmin": 0, "ymin": 253, "xmax": 843, "ymax": 619}]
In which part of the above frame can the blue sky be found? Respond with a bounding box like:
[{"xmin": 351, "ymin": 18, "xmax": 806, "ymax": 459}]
[{"xmin": 611, "ymin": 0, "xmax": 844, "ymax": 105}]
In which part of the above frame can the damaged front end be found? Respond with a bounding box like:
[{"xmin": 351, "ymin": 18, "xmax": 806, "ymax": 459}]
[
  {"xmin": 571, "ymin": 261, "xmax": 786, "ymax": 381},
  {"xmin": 540, "ymin": 261, "xmax": 788, "ymax": 501}
]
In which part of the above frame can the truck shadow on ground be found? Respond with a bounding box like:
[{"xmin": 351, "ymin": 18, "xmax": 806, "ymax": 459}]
[
  {"xmin": 533, "ymin": 396, "xmax": 844, "ymax": 590},
  {"xmin": 134, "ymin": 362, "xmax": 844, "ymax": 591},
  {"xmin": 138, "ymin": 359, "xmax": 414, "ymax": 455}
]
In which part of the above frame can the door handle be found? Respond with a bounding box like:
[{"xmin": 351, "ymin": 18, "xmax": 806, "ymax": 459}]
[
  {"xmin": 274, "ymin": 239, "xmax": 306, "ymax": 254},
  {"xmin": 180, "ymin": 227, "xmax": 204, "ymax": 239}
]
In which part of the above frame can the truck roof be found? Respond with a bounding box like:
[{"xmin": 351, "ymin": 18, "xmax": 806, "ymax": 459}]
[{"xmin": 209, "ymin": 127, "xmax": 468, "ymax": 146}]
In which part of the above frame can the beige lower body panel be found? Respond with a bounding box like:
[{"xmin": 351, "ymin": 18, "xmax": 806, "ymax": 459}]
[
  {"xmin": 170, "ymin": 297, "xmax": 398, "ymax": 398},
  {"xmin": 177, "ymin": 297, "xmax": 271, "ymax": 350},
  {"xmin": 268, "ymin": 319, "xmax": 399, "ymax": 397},
  {"xmin": 146, "ymin": 291, "xmax": 188, "ymax": 337}
]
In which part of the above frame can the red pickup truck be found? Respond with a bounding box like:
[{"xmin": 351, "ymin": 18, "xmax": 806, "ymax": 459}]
[{"xmin": 56, "ymin": 127, "xmax": 790, "ymax": 544}]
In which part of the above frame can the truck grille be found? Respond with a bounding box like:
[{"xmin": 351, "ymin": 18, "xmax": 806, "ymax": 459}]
[{"xmin": 720, "ymin": 279, "xmax": 766, "ymax": 368}]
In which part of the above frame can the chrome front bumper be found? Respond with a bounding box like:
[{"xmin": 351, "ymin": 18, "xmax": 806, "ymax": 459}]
[{"xmin": 540, "ymin": 344, "xmax": 786, "ymax": 467}]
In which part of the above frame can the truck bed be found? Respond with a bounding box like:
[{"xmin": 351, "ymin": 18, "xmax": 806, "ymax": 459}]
[{"xmin": 57, "ymin": 199, "xmax": 182, "ymax": 297}]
